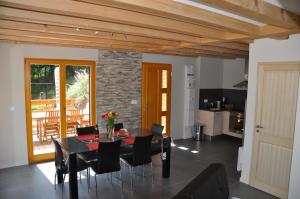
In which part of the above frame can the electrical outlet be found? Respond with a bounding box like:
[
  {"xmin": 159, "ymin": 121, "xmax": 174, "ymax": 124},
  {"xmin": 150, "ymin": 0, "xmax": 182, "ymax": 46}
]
[
  {"xmin": 204, "ymin": 99, "xmax": 208, "ymax": 103},
  {"xmin": 130, "ymin": 100, "xmax": 138, "ymax": 105}
]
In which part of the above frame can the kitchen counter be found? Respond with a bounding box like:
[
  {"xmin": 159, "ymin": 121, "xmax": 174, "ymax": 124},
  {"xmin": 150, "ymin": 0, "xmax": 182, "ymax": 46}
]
[
  {"xmin": 199, "ymin": 108, "xmax": 242, "ymax": 113},
  {"xmin": 198, "ymin": 109, "xmax": 244, "ymax": 139}
]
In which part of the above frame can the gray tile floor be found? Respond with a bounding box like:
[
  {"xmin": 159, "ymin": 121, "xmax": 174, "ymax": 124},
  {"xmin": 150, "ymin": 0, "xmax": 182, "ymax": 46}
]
[{"xmin": 0, "ymin": 136, "xmax": 278, "ymax": 199}]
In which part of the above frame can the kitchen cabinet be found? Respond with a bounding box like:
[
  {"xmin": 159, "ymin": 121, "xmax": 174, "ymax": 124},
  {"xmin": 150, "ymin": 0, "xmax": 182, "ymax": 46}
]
[
  {"xmin": 198, "ymin": 110, "xmax": 243, "ymax": 139},
  {"xmin": 198, "ymin": 110, "xmax": 230, "ymax": 137}
]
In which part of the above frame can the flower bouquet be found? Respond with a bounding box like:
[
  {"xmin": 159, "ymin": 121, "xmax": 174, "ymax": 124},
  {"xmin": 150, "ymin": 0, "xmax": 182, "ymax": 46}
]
[{"xmin": 101, "ymin": 111, "xmax": 119, "ymax": 139}]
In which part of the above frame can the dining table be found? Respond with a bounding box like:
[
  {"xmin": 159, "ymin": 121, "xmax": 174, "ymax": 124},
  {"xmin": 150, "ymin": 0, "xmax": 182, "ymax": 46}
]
[{"xmin": 56, "ymin": 128, "xmax": 171, "ymax": 199}]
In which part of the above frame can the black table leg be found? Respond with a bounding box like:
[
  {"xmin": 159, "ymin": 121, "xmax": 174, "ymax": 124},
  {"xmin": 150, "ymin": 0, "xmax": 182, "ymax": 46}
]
[
  {"xmin": 69, "ymin": 153, "xmax": 78, "ymax": 199},
  {"xmin": 162, "ymin": 137, "xmax": 171, "ymax": 178}
]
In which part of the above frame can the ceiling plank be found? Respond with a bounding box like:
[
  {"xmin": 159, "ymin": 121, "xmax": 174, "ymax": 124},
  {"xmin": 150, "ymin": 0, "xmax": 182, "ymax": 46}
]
[
  {"xmin": 75, "ymin": 0, "xmax": 260, "ymax": 36},
  {"xmin": 167, "ymin": 48, "xmax": 246, "ymax": 58},
  {"xmin": 0, "ymin": 0, "xmax": 236, "ymax": 40},
  {"xmin": 196, "ymin": 0, "xmax": 300, "ymax": 29},
  {"xmin": 188, "ymin": 45, "xmax": 248, "ymax": 56},
  {"xmin": 0, "ymin": 6, "xmax": 207, "ymax": 45},
  {"xmin": 0, "ymin": 34, "xmax": 163, "ymax": 52},
  {"xmin": 0, "ymin": 28, "xmax": 167, "ymax": 50},
  {"xmin": 0, "ymin": 19, "xmax": 182, "ymax": 47},
  {"xmin": 205, "ymin": 42, "xmax": 249, "ymax": 51}
]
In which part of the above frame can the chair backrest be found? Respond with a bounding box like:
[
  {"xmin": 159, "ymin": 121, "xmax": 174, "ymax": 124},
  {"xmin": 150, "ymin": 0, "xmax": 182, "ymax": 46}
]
[
  {"xmin": 114, "ymin": 123, "xmax": 124, "ymax": 131},
  {"xmin": 97, "ymin": 139, "xmax": 121, "ymax": 173},
  {"xmin": 151, "ymin": 123, "xmax": 164, "ymax": 137},
  {"xmin": 67, "ymin": 109, "xmax": 81, "ymax": 120},
  {"xmin": 133, "ymin": 135, "xmax": 153, "ymax": 166},
  {"xmin": 46, "ymin": 110, "xmax": 59, "ymax": 123},
  {"xmin": 77, "ymin": 125, "xmax": 98, "ymax": 136},
  {"xmin": 51, "ymin": 137, "xmax": 65, "ymax": 170}
]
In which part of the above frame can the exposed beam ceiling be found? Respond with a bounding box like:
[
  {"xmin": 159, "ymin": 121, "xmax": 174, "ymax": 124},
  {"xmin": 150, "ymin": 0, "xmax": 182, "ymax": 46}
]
[
  {"xmin": 195, "ymin": 0, "xmax": 300, "ymax": 29},
  {"xmin": 0, "ymin": 0, "xmax": 299, "ymax": 58},
  {"xmin": 75, "ymin": 0, "xmax": 259, "ymax": 36}
]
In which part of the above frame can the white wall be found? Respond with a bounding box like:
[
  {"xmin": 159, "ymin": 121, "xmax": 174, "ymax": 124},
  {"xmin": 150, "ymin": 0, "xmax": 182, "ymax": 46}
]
[
  {"xmin": 142, "ymin": 53, "xmax": 198, "ymax": 140},
  {"xmin": 0, "ymin": 43, "xmax": 98, "ymax": 169},
  {"xmin": 199, "ymin": 57, "xmax": 223, "ymax": 88},
  {"xmin": 199, "ymin": 57, "xmax": 246, "ymax": 89},
  {"xmin": 222, "ymin": 58, "xmax": 246, "ymax": 90},
  {"xmin": 240, "ymin": 34, "xmax": 300, "ymax": 199}
]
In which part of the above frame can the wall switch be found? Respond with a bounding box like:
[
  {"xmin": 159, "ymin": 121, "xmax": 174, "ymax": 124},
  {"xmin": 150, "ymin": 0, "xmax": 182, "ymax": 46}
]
[
  {"xmin": 130, "ymin": 100, "xmax": 138, "ymax": 105},
  {"xmin": 204, "ymin": 99, "xmax": 208, "ymax": 103}
]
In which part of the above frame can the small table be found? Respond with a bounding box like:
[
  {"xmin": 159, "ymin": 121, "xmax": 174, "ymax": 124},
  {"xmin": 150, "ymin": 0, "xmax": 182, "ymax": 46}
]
[{"xmin": 56, "ymin": 129, "xmax": 171, "ymax": 199}]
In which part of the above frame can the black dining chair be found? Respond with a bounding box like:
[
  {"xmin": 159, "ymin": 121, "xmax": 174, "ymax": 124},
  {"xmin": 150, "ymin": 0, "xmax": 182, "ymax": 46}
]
[
  {"xmin": 52, "ymin": 137, "xmax": 89, "ymax": 191},
  {"xmin": 89, "ymin": 139, "xmax": 123, "ymax": 192},
  {"xmin": 120, "ymin": 135, "xmax": 153, "ymax": 189},
  {"xmin": 114, "ymin": 123, "xmax": 124, "ymax": 131},
  {"xmin": 77, "ymin": 125, "xmax": 98, "ymax": 136},
  {"xmin": 151, "ymin": 123, "xmax": 164, "ymax": 137},
  {"xmin": 76, "ymin": 125, "xmax": 99, "ymax": 166},
  {"xmin": 151, "ymin": 123, "xmax": 164, "ymax": 155}
]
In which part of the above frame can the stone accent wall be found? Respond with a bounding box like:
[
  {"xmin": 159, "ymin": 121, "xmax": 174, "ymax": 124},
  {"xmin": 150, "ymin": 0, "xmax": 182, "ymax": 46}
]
[{"xmin": 96, "ymin": 50, "xmax": 142, "ymax": 131}]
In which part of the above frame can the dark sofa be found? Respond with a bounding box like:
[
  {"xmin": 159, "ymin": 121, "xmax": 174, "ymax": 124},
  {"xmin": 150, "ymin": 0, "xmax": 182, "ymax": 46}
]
[{"xmin": 173, "ymin": 163, "xmax": 230, "ymax": 199}]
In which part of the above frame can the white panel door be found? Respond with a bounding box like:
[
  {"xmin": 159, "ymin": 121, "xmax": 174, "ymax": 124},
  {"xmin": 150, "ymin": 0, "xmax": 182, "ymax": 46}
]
[{"xmin": 251, "ymin": 62, "xmax": 300, "ymax": 199}]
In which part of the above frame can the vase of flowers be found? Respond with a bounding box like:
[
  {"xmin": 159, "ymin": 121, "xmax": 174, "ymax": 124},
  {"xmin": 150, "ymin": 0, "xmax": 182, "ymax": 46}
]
[{"xmin": 101, "ymin": 111, "xmax": 119, "ymax": 139}]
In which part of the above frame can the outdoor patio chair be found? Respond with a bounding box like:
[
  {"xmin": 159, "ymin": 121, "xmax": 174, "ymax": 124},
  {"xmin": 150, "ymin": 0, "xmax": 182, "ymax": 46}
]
[
  {"xmin": 43, "ymin": 110, "xmax": 60, "ymax": 142},
  {"xmin": 67, "ymin": 109, "xmax": 82, "ymax": 136}
]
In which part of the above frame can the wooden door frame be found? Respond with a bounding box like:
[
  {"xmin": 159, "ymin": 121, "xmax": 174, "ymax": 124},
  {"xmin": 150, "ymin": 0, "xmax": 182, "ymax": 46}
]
[
  {"xmin": 25, "ymin": 58, "xmax": 96, "ymax": 164},
  {"xmin": 250, "ymin": 61, "xmax": 300, "ymax": 197},
  {"xmin": 141, "ymin": 62, "xmax": 172, "ymax": 135}
]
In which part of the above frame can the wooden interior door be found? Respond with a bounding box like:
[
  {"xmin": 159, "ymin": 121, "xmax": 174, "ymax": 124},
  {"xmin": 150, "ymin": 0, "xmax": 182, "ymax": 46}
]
[
  {"xmin": 251, "ymin": 62, "xmax": 300, "ymax": 199},
  {"xmin": 142, "ymin": 62, "xmax": 172, "ymax": 135}
]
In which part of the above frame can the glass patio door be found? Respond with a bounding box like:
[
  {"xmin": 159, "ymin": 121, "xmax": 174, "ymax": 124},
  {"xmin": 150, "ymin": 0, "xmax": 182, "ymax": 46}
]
[{"xmin": 25, "ymin": 59, "xmax": 96, "ymax": 163}]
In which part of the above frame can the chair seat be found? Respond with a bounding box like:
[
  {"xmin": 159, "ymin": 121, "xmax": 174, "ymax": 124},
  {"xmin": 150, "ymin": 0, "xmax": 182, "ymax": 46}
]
[
  {"xmin": 74, "ymin": 157, "xmax": 89, "ymax": 172},
  {"xmin": 121, "ymin": 156, "xmax": 151, "ymax": 167},
  {"xmin": 78, "ymin": 151, "xmax": 98, "ymax": 163},
  {"xmin": 151, "ymin": 141, "xmax": 162, "ymax": 155},
  {"xmin": 56, "ymin": 155, "xmax": 89, "ymax": 174},
  {"xmin": 90, "ymin": 161, "xmax": 120, "ymax": 175},
  {"xmin": 120, "ymin": 145, "xmax": 133, "ymax": 158}
]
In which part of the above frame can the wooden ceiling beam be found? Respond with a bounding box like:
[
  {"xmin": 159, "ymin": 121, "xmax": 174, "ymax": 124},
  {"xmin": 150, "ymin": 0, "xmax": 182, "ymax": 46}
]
[
  {"xmin": 0, "ymin": 6, "xmax": 206, "ymax": 45},
  {"xmin": 187, "ymin": 45, "xmax": 248, "ymax": 56},
  {"xmin": 206, "ymin": 42, "xmax": 249, "ymax": 51},
  {"xmin": 166, "ymin": 48, "xmax": 243, "ymax": 59},
  {"xmin": 75, "ymin": 0, "xmax": 260, "ymax": 36},
  {"xmin": 0, "ymin": 19, "xmax": 181, "ymax": 47},
  {"xmin": 173, "ymin": 47, "xmax": 248, "ymax": 58},
  {"xmin": 0, "ymin": 0, "xmax": 236, "ymax": 40},
  {"xmin": 0, "ymin": 34, "xmax": 162, "ymax": 53},
  {"xmin": 196, "ymin": 0, "xmax": 300, "ymax": 29},
  {"xmin": 0, "ymin": 28, "xmax": 166, "ymax": 50}
]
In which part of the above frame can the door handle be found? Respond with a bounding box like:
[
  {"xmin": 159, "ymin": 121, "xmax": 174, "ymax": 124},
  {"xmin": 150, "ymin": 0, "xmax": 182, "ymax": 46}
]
[{"xmin": 256, "ymin": 125, "xmax": 263, "ymax": 129}]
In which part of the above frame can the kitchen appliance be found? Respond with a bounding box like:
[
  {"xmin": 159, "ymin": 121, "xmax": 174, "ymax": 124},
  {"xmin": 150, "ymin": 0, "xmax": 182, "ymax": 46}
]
[{"xmin": 229, "ymin": 112, "xmax": 245, "ymax": 133}]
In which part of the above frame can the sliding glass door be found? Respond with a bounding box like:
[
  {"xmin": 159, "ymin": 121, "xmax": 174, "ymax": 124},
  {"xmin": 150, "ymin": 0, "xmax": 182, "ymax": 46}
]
[{"xmin": 25, "ymin": 59, "xmax": 96, "ymax": 163}]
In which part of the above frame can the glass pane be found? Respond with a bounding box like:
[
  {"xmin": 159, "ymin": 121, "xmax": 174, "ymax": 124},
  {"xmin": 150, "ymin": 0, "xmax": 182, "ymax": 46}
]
[
  {"xmin": 162, "ymin": 93, "xmax": 167, "ymax": 112},
  {"xmin": 66, "ymin": 65, "xmax": 91, "ymax": 137},
  {"xmin": 161, "ymin": 116, "xmax": 166, "ymax": 134},
  {"xmin": 162, "ymin": 70, "xmax": 167, "ymax": 88},
  {"xmin": 31, "ymin": 64, "xmax": 60, "ymax": 155}
]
